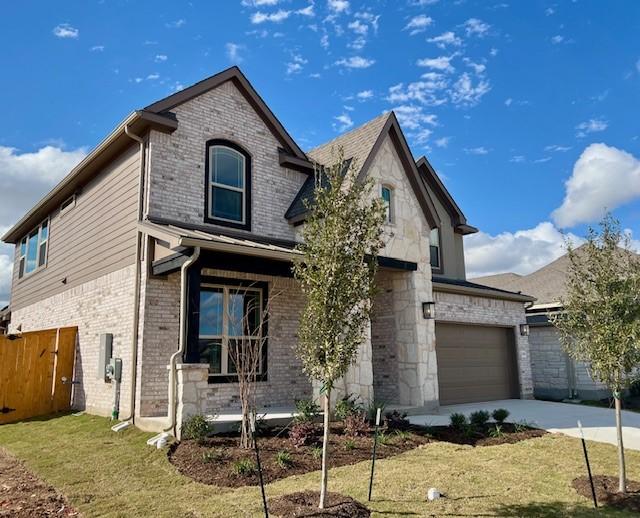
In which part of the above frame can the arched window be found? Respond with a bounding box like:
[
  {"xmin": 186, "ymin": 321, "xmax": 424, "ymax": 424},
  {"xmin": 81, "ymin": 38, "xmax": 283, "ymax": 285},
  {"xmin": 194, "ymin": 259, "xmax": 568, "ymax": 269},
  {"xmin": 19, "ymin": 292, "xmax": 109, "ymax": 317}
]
[
  {"xmin": 381, "ymin": 184, "xmax": 394, "ymax": 224},
  {"xmin": 205, "ymin": 140, "xmax": 251, "ymax": 230}
]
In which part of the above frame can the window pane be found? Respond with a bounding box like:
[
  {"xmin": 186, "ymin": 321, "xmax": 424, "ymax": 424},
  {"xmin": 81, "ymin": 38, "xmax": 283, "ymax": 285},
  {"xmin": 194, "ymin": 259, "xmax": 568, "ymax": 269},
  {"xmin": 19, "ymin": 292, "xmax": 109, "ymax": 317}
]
[
  {"xmin": 228, "ymin": 291, "xmax": 260, "ymax": 336},
  {"xmin": 212, "ymin": 147, "xmax": 243, "ymax": 188},
  {"xmin": 430, "ymin": 246, "xmax": 440, "ymax": 268},
  {"xmin": 381, "ymin": 187, "xmax": 391, "ymax": 204},
  {"xmin": 26, "ymin": 230, "xmax": 38, "ymax": 273},
  {"xmin": 212, "ymin": 186, "xmax": 243, "ymax": 222},
  {"xmin": 198, "ymin": 339, "xmax": 222, "ymax": 374},
  {"xmin": 40, "ymin": 220, "xmax": 48, "ymax": 241},
  {"xmin": 20, "ymin": 238, "xmax": 26, "ymax": 257},
  {"xmin": 228, "ymin": 339, "xmax": 261, "ymax": 375},
  {"xmin": 199, "ymin": 288, "xmax": 223, "ymax": 336},
  {"xmin": 19, "ymin": 258, "xmax": 25, "ymax": 278},
  {"xmin": 38, "ymin": 242, "xmax": 47, "ymax": 267}
]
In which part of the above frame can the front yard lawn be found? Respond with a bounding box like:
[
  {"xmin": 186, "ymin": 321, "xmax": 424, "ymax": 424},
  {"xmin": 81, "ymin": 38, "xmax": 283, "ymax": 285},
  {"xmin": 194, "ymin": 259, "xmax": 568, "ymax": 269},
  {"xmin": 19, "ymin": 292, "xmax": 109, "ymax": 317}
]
[{"xmin": 0, "ymin": 413, "xmax": 639, "ymax": 517}]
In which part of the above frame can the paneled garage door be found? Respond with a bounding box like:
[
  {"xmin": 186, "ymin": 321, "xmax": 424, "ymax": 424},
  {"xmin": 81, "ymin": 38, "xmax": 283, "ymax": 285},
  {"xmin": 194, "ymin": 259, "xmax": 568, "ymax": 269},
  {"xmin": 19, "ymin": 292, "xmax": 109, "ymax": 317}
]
[{"xmin": 436, "ymin": 323, "xmax": 519, "ymax": 405}]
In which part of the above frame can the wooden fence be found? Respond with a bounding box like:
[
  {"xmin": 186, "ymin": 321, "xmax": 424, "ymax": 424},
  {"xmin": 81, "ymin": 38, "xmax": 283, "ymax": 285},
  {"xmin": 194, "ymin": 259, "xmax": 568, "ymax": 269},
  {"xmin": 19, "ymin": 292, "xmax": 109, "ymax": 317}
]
[{"xmin": 0, "ymin": 327, "xmax": 77, "ymax": 425}]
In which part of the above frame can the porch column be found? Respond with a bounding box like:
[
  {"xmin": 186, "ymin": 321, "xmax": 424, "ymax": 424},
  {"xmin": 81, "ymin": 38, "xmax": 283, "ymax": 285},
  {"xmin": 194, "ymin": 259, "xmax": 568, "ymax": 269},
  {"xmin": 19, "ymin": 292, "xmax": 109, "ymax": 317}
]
[{"xmin": 393, "ymin": 265, "xmax": 438, "ymax": 409}]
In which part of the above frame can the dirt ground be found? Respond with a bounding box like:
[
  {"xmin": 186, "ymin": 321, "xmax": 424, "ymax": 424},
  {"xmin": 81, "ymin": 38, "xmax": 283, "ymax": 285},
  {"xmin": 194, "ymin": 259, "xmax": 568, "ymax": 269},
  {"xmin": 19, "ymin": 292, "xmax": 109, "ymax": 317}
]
[
  {"xmin": 572, "ymin": 474, "xmax": 640, "ymax": 512},
  {"xmin": 0, "ymin": 448, "xmax": 78, "ymax": 517},
  {"xmin": 268, "ymin": 490, "xmax": 370, "ymax": 517}
]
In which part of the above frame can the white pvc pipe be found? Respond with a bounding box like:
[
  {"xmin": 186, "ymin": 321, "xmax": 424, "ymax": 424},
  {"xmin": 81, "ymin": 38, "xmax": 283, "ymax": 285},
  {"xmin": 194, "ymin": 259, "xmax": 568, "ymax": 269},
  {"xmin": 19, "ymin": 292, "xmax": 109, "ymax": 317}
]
[{"xmin": 165, "ymin": 246, "xmax": 201, "ymax": 435}]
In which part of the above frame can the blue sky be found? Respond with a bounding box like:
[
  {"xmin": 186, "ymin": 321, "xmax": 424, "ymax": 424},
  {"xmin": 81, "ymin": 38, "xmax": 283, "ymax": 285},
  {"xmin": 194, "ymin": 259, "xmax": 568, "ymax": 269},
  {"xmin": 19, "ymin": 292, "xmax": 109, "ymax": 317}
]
[{"xmin": 1, "ymin": 0, "xmax": 639, "ymax": 303}]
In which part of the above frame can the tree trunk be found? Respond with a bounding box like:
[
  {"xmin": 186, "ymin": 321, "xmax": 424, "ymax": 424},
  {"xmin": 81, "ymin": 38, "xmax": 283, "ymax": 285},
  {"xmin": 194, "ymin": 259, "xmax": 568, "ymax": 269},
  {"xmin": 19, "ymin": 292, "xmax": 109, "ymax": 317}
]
[
  {"xmin": 319, "ymin": 388, "xmax": 331, "ymax": 509},
  {"xmin": 614, "ymin": 394, "xmax": 627, "ymax": 493}
]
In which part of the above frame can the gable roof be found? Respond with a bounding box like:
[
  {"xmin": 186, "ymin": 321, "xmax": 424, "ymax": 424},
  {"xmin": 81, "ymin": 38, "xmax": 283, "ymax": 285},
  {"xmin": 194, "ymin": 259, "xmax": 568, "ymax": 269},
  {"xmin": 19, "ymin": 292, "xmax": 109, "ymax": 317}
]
[
  {"xmin": 415, "ymin": 156, "xmax": 478, "ymax": 235},
  {"xmin": 287, "ymin": 112, "xmax": 441, "ymax": 228},
  {"xmin": 145, "ymin": 66, "xmax": 307, "ymax": 161}
]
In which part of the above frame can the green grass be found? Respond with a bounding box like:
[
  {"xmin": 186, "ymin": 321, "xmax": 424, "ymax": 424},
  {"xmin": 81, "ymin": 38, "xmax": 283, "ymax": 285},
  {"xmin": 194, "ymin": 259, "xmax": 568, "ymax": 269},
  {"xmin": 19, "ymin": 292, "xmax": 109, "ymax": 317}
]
[{"xmin": 0, "ymin": 414, "xmax": 638, "ymax": 517}]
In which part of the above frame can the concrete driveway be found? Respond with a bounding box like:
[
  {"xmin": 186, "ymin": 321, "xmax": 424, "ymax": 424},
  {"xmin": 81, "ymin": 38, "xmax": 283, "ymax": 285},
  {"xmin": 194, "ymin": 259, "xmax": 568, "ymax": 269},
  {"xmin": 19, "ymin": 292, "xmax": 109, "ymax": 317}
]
[{"xmin": 408, "ymin": 399, "xmax": 640, "ymax": 450}]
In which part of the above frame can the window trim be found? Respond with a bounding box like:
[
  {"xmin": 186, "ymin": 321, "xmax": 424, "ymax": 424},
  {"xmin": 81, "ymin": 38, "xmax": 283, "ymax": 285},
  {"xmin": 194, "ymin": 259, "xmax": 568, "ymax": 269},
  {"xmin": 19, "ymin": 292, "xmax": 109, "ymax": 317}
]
[
  {"xmin": 198, "ymin": 277, "xmax": 268, "ymax": 384},
  {"xmin": 381, "ymin": 184, "xmax": 395, "ymax": 225},
  {"xmin": 18, "ymin": 218, "xmax": 49, "ymax": 280},
  {"xmin": 204, "ymin": 139, "xmax": 252, "ymax": 231},
  {"xmin": 429, "ymin": 226, "xmax": 443, "ymax": 274}
]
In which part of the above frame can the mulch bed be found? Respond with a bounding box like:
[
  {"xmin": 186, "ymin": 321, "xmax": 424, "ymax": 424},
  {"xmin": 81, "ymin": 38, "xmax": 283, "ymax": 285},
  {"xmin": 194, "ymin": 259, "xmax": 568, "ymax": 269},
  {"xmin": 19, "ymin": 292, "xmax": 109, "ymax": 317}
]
[
  {"xmin": 428, "ymin": 423, "xmax": 547, "ymax": 447},
  {"xmin": 168, "ymin": 423, "xmax": 431, "ymax": 487},
  {"xmin": 0, "ymin": 448, "xmax": 78, "ymax": 517},
  {"xmin": 572, "ymin": 475, "xmax": 640, "ymax": 512},
  {"xmin": 268, "ymin": 490, "xmax": 370, "ymax": 517}
]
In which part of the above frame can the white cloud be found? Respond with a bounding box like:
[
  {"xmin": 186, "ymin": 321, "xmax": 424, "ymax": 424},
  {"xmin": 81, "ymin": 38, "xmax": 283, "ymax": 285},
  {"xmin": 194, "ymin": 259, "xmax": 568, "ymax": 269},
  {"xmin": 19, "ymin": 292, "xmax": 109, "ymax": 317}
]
[
  {"xmin": 53, "ymin": 24, "xmax": 79, "ymax": 39},
  {"xmin": 427, "ymin": 31, "xmax": 462, "ymax": 48},
  {"xmin": 545, "ymin": 144, "xmax": 572, "ymax": 152},
  {"xmin": 146, "ymin": 73, "xmax": 160, "ymax": 80},
  {"xmin": 251, "ymin": 10, "xmax": 291, "ymax": 23},
  {"xmin": 575, "ymin": 118, "xmax": 607, "ymax": 138},
  {"xmin": 90, "ymin": 45, "xmax": 104, "ymax": 52},
  {"xmin": 320, "ymin": 33, "xmax": 329, "ymax": 48},
  {"xmin": 165, "ymin": 19, "xmax": 186, "ymax": 28},
  {"xmin": 435, "ymin": 136, "xmax": 450, "ymax": 148},
  {"xmin": 534, "ymin": 156, "xmax": 552, "ymax": 163},
  {"xmin": 510, "ymin": 155, "xmax": 525, "ymax": 163},
  {"xmin": 328, "ymin": 0, "xmax": 349, "ymax": 13},
  {"xmin": 155, "ymin": 54, "xmax": 168, "ymax": 62},
  {"xmin": 416, "ymin": 55, "xmax": 455, "ymax": 73},
  {"xmin": 0, "ymin": 251, "xmax": 12, "ymax": 307},
  {"xmin": 504, "ymin": 98, "xmax": 513, "ymax": 106},
  {"xmin": 225, "ymin": 43, "xmax": 245, "ymax": 62},
  {"xmin": 450, "ymin": 72, "xmax": 491, "ymax": 106},
  {"xmin": 391, "ymin": 105, "xmax": 437, "ymax": 130},
  {"xmin": 286, "ymin": 54, "xmax": 308, "ymax": 74},
  {"xmin": 356, "ymin": 89, "xmax": 374, "ymax": 100},
  {"xmin": 335, "ymin": 56, "xmax": 375, "ymax": 68},
  {"xmin": 465, "ymin": 222, "xmax": 582, "ymax": 277},
  {"xmin": 465, "ymin": 146, "xmax": 489, "ymax": 155},
  {"xmin": 355, "ymin": 12, "xmax": 380, "ymax": 33},
  {"xmin": 297, "ymin": 3, "xmax": 315, "ymax": 16},
  {"xmin": 386, "ymin": 79, "xmax": 448, "ymax": 106},
  {"xmin": 333, "ymin": 113, "xmax": 354, "ymax": 132},
  {"xmin": 404, "ymin": 15, "xmax": 433, "ymax": 36},
  {"xmin": 464, "ymin": 59, "xmax": 486, "ymax": 75},
  {"xmin": 552, "ymin": 143, "xmax": 640, "ymax": 228},
  {"xmin": 242, "ymin": 0, "xmax": 282, "ymax": 5},
  {"xmin": 348, "ymin": 20, "xmax": 368, "ymax": 35},
  {"xmin": 490, "ymin": 47, "xmax": 499, "ymax": 57},
  {"xmin": 636, "ymin": 58, "xmax": 640, "ymax": 73},
  {"xmin": 409, "ymin": 0, "xmax": 439, "ymax": 5},
  {"xmin": 551, "ymin": 34, "xmax": 564, "ymax": 44},
  {"xmin": 545, "ymin": 7, "xmax": 555, "ymax": 15},
  {"xmin": 463, "ymin": 18, "xmax": 490, "ymax": 37}
]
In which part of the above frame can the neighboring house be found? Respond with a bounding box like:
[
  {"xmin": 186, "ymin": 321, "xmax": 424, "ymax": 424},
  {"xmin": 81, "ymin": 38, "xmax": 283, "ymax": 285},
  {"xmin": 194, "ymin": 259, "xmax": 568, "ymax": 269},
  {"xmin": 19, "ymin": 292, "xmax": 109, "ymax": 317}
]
[
  {"xmin": 2, "ymin": 67, "xmax": 534, "ymax": 434},
  {"xmin": 473, "ymin": 246, "xmax": 610, "ymax": 401}
]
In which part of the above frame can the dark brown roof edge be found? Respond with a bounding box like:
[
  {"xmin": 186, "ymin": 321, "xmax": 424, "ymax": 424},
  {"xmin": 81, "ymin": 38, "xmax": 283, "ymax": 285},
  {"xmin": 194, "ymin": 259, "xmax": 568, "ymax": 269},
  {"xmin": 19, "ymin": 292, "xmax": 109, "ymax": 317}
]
[
  {"xmin": 144, "ymin": 66, "xmax": 307, "ymax": 161},
  {"xmin": 433, "ymin": 276, "xmax": 536, "ymax": 302},
  {"xmin": 2, "ymin": 111, "xmax": 178, "ymax": 244},
  {"xmin": 415, "ymin": 156, "xmax": 477, "ymax": 235}
]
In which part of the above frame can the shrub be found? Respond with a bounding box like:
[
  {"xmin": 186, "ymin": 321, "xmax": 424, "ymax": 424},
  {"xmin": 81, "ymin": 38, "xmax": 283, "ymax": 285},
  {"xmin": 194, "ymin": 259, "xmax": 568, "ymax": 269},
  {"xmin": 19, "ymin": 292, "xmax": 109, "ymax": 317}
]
[
  {"xmin": 469, "ymin": 410, "xmax": 491, "ymax": 428},
  {"xmin": 489, "ymin": 424, "xmax": 504, "ymax": 438},
  {"xmin": 181, "ymin": 414, "xmax": 211, "ymax": 442},
  {"xmin": 289, "ymin": 421, "xmax": 316, "ymax": 448},
  {"xmin": 514, "ymin": 420, "xmax": 533, "ymax": 433},
  {"xmin": 311, "ymin": 446, "xmax": 323, "ymax": 460},
  {"xmin": 344, "ymin": 413, "xmax": 369, "ymax": 437},
  {"xmin": 294, "ymin": 399, "xmax": 321, "ymax": 424},
  {"xmin": 232, "ymin": 458, "xmax": 257, "ymax": 477},
  {"xmin": 344, "ymin": 438, "xmax": 356, "ymax": 451},
  {"xmin": 202, "ymin": 448, "xmax": 226, "ymax": 464},
  {"xmin": 334, "ymin": 394, "xmax": 362, "ymax": 421},
  {"xmin": 275, "ymin": 450, "xmax": 293, "ymax": 469},
  {"xmin": 394, "ymin": 430, "xmax": 411, "ymax": 442},
  {"xmin": 449, "ymin": 413, "xmax": 467, "ymax": 431},
  {"xmin": 492, "ymin": 408, "xmax": 510, "ymax": 424},
  {"xmin": 377, "ymin": 431, "xmax": 391, "ymax": 445},
  {"xmin": 384, "ymin": 410, "xmax": 411, "ymax": 431},
  {"xmin": 366, "ymin": 401, "xmax": 386, "ymax": 425}
]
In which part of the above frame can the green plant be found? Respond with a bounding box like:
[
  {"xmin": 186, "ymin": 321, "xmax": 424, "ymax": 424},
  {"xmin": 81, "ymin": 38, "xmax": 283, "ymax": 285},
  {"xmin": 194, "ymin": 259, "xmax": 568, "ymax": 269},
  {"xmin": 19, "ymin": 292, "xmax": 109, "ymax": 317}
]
[
  {"xmin": 289, "ymin": 421, "xmax": 317, "ymax": 448},
  {"xmin": 377, "ymin": 431, "xmax": 391, "ymax": 446},
  {"xmin": 449, "ymin": 413, "xmax": 467, "ymax": 431},
  {"xmin": 489, "ymin": 425, "xmax": 505, "ymax": 438},
  {"xmin": 275, "ymin": 450, "xmax": 293, "ymax": 469},
  {"xmin": 492, "ymin": 408, "xmax": 510, "ymax": 424},
  {"xmin": 295, "ymin": 399, "xmax": 321, "ymax": 424},
  {"xmin": 232, "ymin": 458, "xmax": 257, "ymax": 477},
  {"xmin": 469, "ymin": 410, "xmax": 491, "ymax": 428},
  {"xmin": 344, "ymin": 438, "xmax": 356, "ymax": 451},
  {"xmin": 514, "ymin": 420, "xmax": 533, "ymax": 433},
  {"xmin": 201, "ymin": 448, "xmax": 226, "ymax": 464},
  {"xmin": 334, "ymin": 394, "xmax": 362, "ymax": 421},
  {"xmin": 384, "ymin": 410, "xmax": 410, "ymax": 431},
  {"xmin": 344, "ymin": 413, "xmax": 369, "ymax": 437},
  {"xmin": 394, "ymin": 430, "xmax": 411, "ymax": 442},
  {"xmin": 181, "ymin": 414, "xmax": 211, "ymax": 442},
  {"xmin": 311, "ymin": 446, "xmax": 323, "ymax": 460}
]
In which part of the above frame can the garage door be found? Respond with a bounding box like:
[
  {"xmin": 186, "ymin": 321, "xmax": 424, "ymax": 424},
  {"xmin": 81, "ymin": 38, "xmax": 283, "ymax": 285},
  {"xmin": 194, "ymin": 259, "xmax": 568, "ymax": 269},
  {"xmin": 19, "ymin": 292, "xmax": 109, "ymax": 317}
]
[{"xmin": 436, "ymin": 323, "xmax": 519, "ymax": 405}]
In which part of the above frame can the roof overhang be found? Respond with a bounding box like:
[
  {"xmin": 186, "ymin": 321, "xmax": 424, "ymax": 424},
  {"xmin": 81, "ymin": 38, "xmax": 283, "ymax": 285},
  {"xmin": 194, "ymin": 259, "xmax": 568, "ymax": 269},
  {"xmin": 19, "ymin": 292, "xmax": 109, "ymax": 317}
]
[
  {"xmin": 278, "ymin": 148, "xmax": 315, "ymax": 174},
  {"xmin": 433, "ymin": 279, "xmax": 535, "ymax": 303},
  {"xmin": 2, "ymin": 110, "xmax": 177, "ymax": 244}
]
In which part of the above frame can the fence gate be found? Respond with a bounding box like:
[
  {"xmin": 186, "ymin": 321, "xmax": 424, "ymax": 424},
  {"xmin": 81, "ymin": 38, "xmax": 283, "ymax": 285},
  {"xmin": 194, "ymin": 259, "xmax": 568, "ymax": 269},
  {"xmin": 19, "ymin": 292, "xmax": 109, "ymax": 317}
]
[{"xmin": 0, "ymin": 327, "xmax": 77, "ymax": 425}]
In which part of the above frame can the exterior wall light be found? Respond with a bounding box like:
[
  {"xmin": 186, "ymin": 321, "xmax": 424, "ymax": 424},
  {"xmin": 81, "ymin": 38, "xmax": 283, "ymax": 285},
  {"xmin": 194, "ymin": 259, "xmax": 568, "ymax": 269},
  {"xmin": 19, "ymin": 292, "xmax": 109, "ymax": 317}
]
[
  {"xmin": 519, "ymin": 323, "xmax": 530, "ymax": 336},
  {"xmin": 422, "ymin": 301, "xmax": 435, "ymax": 320}
]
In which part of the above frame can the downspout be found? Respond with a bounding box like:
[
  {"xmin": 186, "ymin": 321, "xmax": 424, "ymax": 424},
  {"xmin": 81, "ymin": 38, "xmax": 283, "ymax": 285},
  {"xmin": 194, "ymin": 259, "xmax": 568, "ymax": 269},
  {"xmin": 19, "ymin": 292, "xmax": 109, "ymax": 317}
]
[
  {"xmin": 165, "ymin": 246, "xmax": 201, "ymax": 436},
  {"xmin": 119, "ymin": 124, "xmax": 146, "ymax": 424}
]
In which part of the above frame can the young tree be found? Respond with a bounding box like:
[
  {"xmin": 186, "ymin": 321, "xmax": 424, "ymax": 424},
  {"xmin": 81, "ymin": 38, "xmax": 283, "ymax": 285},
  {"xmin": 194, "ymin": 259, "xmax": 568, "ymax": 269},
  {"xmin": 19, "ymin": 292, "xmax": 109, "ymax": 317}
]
[
  {"xmin": 551, "ymin": 214, "xmax": 640, "ymax": 493},
  {"xmin": 226, "ymin": 284, "xmax": 279, "ymax": 449},
  {"xmin": 293, "ymin": 149, "xmax": 386, "ymax": 508}
]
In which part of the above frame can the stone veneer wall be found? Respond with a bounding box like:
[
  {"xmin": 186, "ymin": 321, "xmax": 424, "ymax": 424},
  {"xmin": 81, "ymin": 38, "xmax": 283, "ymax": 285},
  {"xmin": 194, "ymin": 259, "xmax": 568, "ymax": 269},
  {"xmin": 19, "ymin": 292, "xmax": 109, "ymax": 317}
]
[
  {"xmin": 8, "ymin": 264, "xmax": 137, "ymax": 417},
  {"xmin": 433, "ymin": 290, "xmax": 534, "ymax": 399},
  {"xmin": 529, "ymin": 324, "xmax": 608, "ymax": 400}
]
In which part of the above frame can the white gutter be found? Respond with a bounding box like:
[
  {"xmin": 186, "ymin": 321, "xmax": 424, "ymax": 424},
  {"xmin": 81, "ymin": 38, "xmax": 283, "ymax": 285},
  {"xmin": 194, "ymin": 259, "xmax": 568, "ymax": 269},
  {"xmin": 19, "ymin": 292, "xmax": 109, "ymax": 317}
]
[{"xmin": 165, "ymin": 246, "xmax": 201, "ymax": 436}]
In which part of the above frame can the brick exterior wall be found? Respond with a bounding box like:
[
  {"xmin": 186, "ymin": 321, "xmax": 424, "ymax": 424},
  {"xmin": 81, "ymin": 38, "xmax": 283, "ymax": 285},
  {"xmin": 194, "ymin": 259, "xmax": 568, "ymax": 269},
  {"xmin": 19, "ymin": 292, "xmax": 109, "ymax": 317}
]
[
  {"xmin": 434, "ymin": 290, "xmax": 534, "ymax": 399},
  {"xmin": 371, "ymin": 272, "xmax": 399, "ymax": 404},
  {"xmin": 8, "ymin": 265, "xmax": 137, "ymax": 417},
  {"xmin": 146, "ymin": 80, "xmax": 308, "ymax": 241}
]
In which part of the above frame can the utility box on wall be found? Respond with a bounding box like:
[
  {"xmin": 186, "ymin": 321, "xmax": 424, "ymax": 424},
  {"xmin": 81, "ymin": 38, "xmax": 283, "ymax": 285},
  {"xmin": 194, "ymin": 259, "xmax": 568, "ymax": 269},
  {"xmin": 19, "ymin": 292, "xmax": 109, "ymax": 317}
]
[{"xmin": 98, "ymin": 333, "xmax": 113, "ymax": 381}]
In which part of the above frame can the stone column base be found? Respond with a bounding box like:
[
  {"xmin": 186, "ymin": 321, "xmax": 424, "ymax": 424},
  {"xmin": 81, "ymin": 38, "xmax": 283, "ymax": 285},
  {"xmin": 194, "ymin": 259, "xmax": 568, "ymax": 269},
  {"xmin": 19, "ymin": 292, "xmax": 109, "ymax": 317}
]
[{"xmin": 174, "ymin": 363, "xmax": 209, "ymax": 439}]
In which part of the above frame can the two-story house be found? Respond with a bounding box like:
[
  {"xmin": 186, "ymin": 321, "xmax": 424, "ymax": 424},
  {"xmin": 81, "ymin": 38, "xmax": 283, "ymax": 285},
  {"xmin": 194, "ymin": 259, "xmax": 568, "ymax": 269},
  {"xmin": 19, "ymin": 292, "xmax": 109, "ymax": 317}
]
[{"xmin": 2, "ymin": 67, "xmax": 534, "ymax": 434}]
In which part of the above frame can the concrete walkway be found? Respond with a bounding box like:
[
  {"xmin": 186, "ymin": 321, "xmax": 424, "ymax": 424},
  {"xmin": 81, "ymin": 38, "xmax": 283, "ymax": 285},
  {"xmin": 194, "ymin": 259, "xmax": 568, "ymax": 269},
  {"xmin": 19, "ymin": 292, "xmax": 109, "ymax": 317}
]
[{"xmin": 408, "ymin": 399, "xmax": 640, "ymax": 450}]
